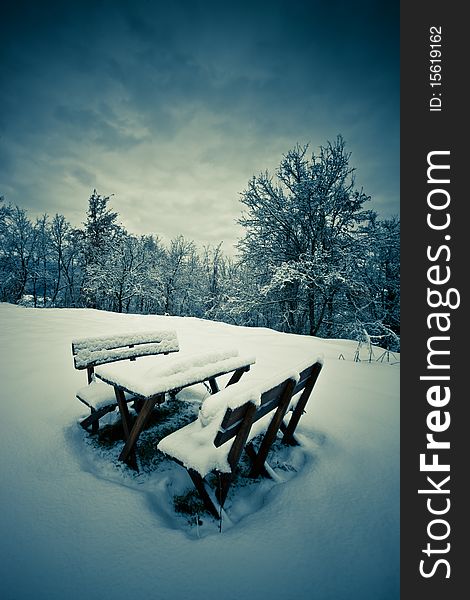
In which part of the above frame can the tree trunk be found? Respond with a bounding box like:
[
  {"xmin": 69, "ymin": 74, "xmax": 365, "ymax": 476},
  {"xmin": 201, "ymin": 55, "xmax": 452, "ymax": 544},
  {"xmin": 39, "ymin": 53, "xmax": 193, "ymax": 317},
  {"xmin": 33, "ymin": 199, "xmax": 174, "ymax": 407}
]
[{"xmin": 308, "ymin": 290, "xmax": 316, "ymax": 336}]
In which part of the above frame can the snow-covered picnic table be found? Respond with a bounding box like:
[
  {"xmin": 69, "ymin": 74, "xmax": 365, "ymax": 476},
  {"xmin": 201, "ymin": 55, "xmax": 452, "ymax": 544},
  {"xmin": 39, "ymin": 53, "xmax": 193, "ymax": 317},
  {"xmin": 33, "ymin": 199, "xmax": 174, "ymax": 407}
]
[{"xmin": 94, "ymin": 348, "xmax": 256, "ymax": 469}]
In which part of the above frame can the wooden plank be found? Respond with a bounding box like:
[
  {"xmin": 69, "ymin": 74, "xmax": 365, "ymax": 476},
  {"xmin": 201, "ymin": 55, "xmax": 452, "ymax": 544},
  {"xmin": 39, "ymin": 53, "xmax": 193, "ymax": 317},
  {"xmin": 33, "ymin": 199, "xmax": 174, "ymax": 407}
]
[
  {"xmin": 252, "ymin": 397, "xmax": 283, "ymax": 423},
  {"xmin": 259, "ymin": 380, "xmax": 289, "ymax": 407},
  {"xmin": 215, "ymin": 399, "xmax": 259, "ymax": 447},
  {"xmin": 218, "ymin": 378, "xmax": 287, "ymax": 433},
  {"xmin": 218, "ymin": 403, "xmax": 250, "ymax": 432},
  {"xmin": 292, "ymin": 365, "xmax": 315, "ymax": 396},
  {"xmin": 216, "ymin": 399, "xmax": 282, "ymax": 448},
  {"xmin": 214, "ymin": 423, "xmax": 242, "ymax": 447}
]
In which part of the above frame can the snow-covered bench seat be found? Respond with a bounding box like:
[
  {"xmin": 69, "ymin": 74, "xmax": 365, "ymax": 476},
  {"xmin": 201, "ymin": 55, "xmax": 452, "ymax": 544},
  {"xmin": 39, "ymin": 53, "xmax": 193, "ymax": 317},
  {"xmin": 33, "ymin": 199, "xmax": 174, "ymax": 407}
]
[
  {"xmin": 157, "ymin": 359, "xmax": 323, "ymax": 519},
  {"xmin": 72, "ymin": 330, "xmax": 179, "ymax": 432}
]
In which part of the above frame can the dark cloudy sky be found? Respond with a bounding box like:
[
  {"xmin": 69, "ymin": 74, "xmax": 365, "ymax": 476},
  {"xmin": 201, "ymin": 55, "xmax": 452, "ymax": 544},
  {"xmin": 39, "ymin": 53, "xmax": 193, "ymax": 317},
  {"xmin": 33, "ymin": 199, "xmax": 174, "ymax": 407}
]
[{"xmin": 1, "ymin": 0, "xmax": 399, "ymax": 252}]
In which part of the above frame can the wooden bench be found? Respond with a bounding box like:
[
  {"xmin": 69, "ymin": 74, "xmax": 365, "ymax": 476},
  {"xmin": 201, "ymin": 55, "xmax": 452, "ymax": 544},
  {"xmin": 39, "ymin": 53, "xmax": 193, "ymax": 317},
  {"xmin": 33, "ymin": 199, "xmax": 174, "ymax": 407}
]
[
  {"xmin": 72, "ymin": 330, "xmax": 179, "ymax": 433},
  {"xmin": 157, "ymin": 360, "xmax": 323, "ymax": 519}
]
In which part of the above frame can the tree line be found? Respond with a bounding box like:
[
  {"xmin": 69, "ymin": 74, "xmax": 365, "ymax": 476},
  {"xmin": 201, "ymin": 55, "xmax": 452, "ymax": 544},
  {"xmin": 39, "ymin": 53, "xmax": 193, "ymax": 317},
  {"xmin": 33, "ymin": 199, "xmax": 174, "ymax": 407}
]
[{"xmin": 0, "ymin": 137, "xmax": 400, "ymax": 349}]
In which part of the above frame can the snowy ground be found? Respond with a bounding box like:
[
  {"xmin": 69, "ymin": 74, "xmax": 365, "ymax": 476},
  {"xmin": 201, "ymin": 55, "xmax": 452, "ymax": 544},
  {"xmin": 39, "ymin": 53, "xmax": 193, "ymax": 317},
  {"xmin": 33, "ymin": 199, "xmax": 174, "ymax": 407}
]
[{"xmin": 0, "ymin": 303, "xmax": 399, "ymax": 600}]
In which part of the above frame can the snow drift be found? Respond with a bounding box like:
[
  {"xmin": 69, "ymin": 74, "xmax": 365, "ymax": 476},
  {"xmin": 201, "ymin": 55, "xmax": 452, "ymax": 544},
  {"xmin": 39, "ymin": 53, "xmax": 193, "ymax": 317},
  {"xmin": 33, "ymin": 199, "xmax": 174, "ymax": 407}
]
[{"xmin": 0, "ymin": 303, "xmax": 399, "ymax": 600}]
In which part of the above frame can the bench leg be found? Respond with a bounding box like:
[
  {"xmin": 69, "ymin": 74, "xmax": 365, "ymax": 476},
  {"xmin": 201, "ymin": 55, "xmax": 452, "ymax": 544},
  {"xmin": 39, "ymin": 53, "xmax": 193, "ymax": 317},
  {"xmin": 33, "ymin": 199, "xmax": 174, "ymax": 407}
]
[
  {"xmin": 216, "ymin": 472, "xmax": 233, "ymax": 507},
  {"xmin": 249, "ymin": 379, "xmax": 295, "ymax": 478},
  {"xmin": 244, "ymin": 442, "xmax": 270, "ymax": 477},
  {"xmin": 217, "ymin": 402, "xmax": 257, "ymax": 506},
  {"xmin": 80, "ymin": 405, "xmax": 117, "ymax": 433},
  {"xmin": 91, "ymin": 412, "xmax": 99, "ymax": 435},
  {"xmin": 279, "ymin": 421, "xmax": 300, "ymax": 446},
  {"xmin": 282, "ymin": 362, "xmax": 322, "ymax": 446},
  {"xmin": 187, "ymin": 469, "xmax": 221, "ymax": 520}
]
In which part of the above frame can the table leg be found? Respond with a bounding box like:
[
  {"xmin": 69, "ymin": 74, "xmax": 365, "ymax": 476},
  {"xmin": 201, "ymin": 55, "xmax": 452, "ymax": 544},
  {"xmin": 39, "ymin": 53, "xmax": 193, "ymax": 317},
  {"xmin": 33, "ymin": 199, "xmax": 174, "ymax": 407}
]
[
  {"xmin": 118, "ymin": 393, "xmax": 163, "ymax": 466},
  {"xmin": 114, "ymin": 387, "xmax": 139, "ymax": 470},
  {"xmin": 225, "ymin": 366, "xmax": 249, "ymax": 387},
  {"xmin": 208, "ymin": 377, "xmax": 219, "ymax": 394}
]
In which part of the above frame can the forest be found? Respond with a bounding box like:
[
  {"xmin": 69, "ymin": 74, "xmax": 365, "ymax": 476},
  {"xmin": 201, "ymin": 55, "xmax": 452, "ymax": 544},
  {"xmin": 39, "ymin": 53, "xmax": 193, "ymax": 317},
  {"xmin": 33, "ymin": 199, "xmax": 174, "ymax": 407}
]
[{"xmin": 0, "ymin": 137, "xmax": 400, "ymax": 349}]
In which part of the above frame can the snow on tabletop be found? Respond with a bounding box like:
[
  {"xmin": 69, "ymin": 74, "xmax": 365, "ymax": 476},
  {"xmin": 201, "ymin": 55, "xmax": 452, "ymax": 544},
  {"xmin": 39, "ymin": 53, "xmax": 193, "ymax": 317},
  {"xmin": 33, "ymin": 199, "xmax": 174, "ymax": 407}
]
[{"xmin": 94, "ymin": 349, "xmax": 256, "ymax": 398}]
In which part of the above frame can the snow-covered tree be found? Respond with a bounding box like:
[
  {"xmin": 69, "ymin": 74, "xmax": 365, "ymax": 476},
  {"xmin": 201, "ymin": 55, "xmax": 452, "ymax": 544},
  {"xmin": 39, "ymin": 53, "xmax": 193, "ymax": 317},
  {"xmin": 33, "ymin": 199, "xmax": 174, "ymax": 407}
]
[
  {"xmin": 0, "ymin": 161, "xmax": 399, "ymax": 348},
  {"xmin": 81, "ymin": 190, "xmax": 122, "ymax": 308},
  {"xmin": 160, "ymin": 236, "xmax": 199, "ymax": 316},
  {"xmin": 29, "ymin": 214, "xmax": 51, "ymax": 307},
  {"xmin": 47, "ymin": 214, "xmax": 84, "ymax": 307},
  {"xmin": 237, "ymin": 136, "xmax": 375, "ymax": 336},
  {"xmin": 0, "ymin": 203, "xmax": 39, "ymax": 303},
  {"xmin": 348, "ymin": 215, "xmax": 400, "ymax": 349}
]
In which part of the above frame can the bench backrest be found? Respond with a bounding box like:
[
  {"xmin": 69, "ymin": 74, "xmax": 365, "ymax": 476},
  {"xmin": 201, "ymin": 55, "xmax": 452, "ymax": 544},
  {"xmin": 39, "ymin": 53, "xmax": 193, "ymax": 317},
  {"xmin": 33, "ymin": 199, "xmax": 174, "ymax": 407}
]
[
  {"xmin": 72, "ymin": 331, "xmax": 179, "ymax": 381},
  {"xmin": 213, "ymin": 362, "xmax": 321, "ymax": 448}
]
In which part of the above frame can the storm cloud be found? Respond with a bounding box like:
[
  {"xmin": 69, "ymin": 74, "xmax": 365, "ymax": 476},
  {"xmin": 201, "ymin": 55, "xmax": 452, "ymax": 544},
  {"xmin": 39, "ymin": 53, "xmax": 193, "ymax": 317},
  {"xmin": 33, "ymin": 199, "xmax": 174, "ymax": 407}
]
[{"xmin": 0, "ymin": 0, "xmax": 399, "ymax": 251}]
